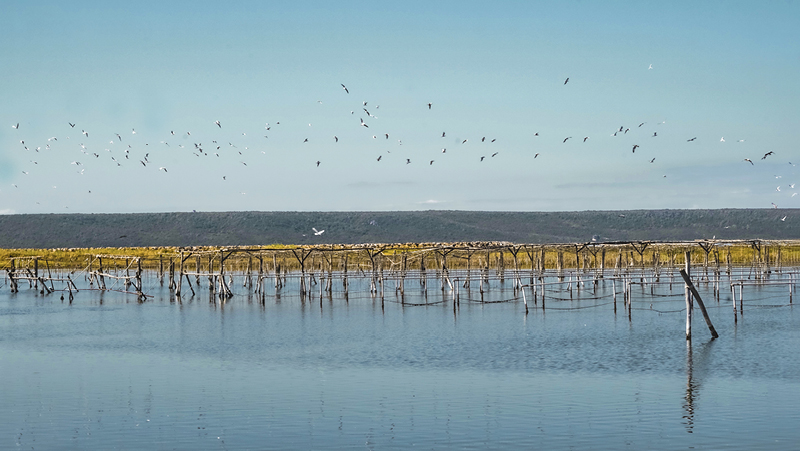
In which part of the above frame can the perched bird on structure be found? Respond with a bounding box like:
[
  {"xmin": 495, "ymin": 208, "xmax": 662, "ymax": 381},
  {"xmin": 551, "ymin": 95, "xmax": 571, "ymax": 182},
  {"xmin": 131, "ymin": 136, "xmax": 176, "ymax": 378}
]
[
  {"xmin": 744, "ymin": 158, "xmax": 754, "ymax": 165},
  {"xmin": 762, "ymin": 151, "xmax": 774, "ymax": 160}
]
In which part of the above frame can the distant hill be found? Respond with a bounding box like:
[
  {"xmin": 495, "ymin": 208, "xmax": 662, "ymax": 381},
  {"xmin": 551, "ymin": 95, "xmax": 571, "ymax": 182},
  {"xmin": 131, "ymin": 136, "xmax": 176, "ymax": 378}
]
[{"xmin": 0, "ymin": 209, "xmax": 797, "ymax": 248}]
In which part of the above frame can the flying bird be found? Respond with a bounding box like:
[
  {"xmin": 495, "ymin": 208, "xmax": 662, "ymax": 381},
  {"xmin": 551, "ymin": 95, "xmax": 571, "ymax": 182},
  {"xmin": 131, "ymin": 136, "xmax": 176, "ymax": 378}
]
[
  {"xmin": 430, "ymin": 160, "xmax": 434, "ymax": 165},
  {"xmin": 406, "ymin": 159, "xmax": 411, "ymax": 164},
  {"xmin": 744, "ymin": 158, "xmax": 754, "ymax": 165},
  {"xmin": 632, "ymin": 144, "xmax": 640, "ymax": 153},
  {"xmin": 687, "ymin": 137, "xmax": 697, "ymax": 142},
  {"xmin": 462, "ymin": 139, "xmax": 468, "ymax": 144},
  {"xmin": 316, "ymin": 161, "xmax": 320, "ymax": 167},
  {"xmin": 772, "ymin": 203, "xmax": 778, "ymax": 208},
  {"xmin": 480, "ymin": 156, "xmax": 485, "ymax": 161},
  {"xmin": 652, "ymin": 132, "xmax": 657, "ymax": 137},
  {"xmin": 215, "ymin": 120, "xmax": 221, "ymax": 128},
  {"xmin": 762, "ymin": 151, "xmax": 774, "ymax": 160},
  {"xmin": 427, "ymin": 102, "xmax": 432, "ymax": 109},
  {"xmin": 491, "ymin": 152, "xmax": 499, "ymax": 157},
  {"xmin": 11, "ymin": 123, "xmax": 19, "ymax": 129},
  {"xmin": 583, "ymin": 137, "xmax": 589, "ymax": 142},
  {"xmin": 720, "ymin": 137, "xmax": 725, "ymax": 142},
  {"xmin": 341, "ymin": 83, "xmax": 349, "ymax": 93},
  {"xmin": 377, "ymin": 156, "xmax": 382, "ymax": 162},
  {"xmin": 564, "ymin": 77, "xmax": 569, "ymax": 85},
  {"xmin": 534, "ymin": 153, "xmax": 539, "ymax": 158},
  {"xmin": 648, "ymin": 64, "xmax": 653, "ymax": 70},
  {"xmin": 159, "ymin": 167, "xmax": 168, "ymax": 172},
  {"xmin": 312, "ymin": 227, "xmax": 325, "ymax": 236},
  {"xmin": 781, "ymin": 216, "xmax": 787, "ymax": 221},
  {"xmin": 442, "ymin": 132, "xmax": 446, "ymax": 138},
  {"xmin": 334, "ymin": 136, "xmax": 338, "ymax": 142},
  {"xmin": 563, "ymin": 137, "xmax": 571, "ymax": 143},
  {"xmin": 360, "ymin": 118, "xmax": 369, "ymax": 128},
  {"xmin": 69, "ymin": 122, "xmax": 75, "ymax": 128},
  {"xmin": 650, "ymin": 158, "xmax": 656, "ymax": 163}
]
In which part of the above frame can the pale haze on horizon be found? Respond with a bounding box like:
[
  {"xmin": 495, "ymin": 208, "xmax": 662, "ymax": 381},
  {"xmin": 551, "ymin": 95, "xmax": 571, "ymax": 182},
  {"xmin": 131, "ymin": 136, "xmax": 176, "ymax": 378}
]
[{"xmin": 1, "ymin": 1, "xmax": 799, "ymax": 214}]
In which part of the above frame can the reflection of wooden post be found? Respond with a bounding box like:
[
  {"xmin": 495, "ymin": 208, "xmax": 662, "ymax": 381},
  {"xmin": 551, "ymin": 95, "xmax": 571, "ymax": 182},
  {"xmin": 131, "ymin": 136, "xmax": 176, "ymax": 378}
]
[
  {"xmin": 679, "ymin": 268, "xmax": 719, "ymax": 339},
  {"xmin": 685, "ymin": 251, "xmax": 692, "ymax": 340}
]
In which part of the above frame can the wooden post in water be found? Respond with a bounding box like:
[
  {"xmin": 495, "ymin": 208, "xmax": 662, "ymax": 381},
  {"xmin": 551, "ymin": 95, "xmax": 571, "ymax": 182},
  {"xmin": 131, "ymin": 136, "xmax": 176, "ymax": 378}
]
[
  {"xmin": 136, "ymin": 258, "xmax": 145, "ymax": 301},
  {"xmin": 176, "ymin": 251, "xmax": 183, "ymax": 298},
  {"xmin": 679, "ymin": 268, "xmax": 719, "ymax": 339},
  {"xmin": 684, "ymin": 251, "xmax": 693, "ymax": 340},
  {"xmin": 8, "ymin": 258, "xmax": 17, "ymax": 292}
]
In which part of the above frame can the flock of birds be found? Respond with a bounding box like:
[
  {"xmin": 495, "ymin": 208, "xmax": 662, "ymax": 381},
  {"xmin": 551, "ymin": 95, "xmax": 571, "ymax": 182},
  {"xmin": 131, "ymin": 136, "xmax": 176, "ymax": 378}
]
[{"xmin": 4, "ymin": 72, "xmax": 795, "ymax": 223}]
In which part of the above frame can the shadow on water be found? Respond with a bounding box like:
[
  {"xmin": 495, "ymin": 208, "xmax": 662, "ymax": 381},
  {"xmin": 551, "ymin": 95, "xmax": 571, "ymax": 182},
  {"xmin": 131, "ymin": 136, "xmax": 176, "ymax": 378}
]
[{"xmin": 683, "ymin": 338, "xmax": 716, "ymax": 433}]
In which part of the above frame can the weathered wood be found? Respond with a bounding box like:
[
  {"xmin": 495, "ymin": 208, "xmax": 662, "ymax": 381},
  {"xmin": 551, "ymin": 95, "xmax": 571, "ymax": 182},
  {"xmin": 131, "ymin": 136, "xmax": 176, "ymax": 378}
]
[
  {"xmin": 679, "ymin": 269, "xmax": 719, "ymax": 339},
  {"xmin": 685, "ymin": 251, "xmax": 692, "ymax": 340}
]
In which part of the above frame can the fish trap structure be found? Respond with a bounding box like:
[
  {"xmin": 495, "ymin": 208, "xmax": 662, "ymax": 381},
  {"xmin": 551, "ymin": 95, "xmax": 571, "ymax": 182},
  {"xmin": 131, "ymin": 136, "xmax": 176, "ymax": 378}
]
[{"xmin": 4, "ymin": 239, "xmax": 800, "ymax": 339}]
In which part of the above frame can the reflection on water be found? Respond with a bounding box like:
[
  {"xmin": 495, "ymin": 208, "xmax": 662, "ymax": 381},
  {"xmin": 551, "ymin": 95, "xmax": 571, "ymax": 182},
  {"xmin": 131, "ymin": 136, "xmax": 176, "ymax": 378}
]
[{"xmin": 1, "ymin": 273, "xmax": 800, "ymax": 450}]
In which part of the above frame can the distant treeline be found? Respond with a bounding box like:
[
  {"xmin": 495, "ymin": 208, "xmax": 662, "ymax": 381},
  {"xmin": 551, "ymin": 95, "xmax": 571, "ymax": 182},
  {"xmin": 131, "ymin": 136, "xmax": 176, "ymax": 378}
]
[{"xmin": 0, "ymin": 209, "xmax": 797, "ymax": 248}]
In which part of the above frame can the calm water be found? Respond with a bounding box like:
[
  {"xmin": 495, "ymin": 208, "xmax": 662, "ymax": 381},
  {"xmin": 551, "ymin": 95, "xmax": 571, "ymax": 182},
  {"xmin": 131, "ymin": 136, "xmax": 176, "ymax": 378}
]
[{"xmin": 1, "ymin": 271, "xmax": 799, "ymax": 450}]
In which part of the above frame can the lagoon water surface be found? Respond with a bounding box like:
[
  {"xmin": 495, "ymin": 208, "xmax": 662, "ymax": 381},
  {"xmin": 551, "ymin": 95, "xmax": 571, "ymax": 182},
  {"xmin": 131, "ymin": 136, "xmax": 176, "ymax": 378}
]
[{"xmin": 1, "ymin": 273, "xmax": 799, "ymax": 450}]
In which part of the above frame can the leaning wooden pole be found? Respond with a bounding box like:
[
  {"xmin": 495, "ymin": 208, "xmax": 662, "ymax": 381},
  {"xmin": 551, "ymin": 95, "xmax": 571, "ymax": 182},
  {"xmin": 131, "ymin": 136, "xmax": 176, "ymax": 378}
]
[{"xmin": 679, "ymin": 268, "xmax": 720, "ymax": 339}]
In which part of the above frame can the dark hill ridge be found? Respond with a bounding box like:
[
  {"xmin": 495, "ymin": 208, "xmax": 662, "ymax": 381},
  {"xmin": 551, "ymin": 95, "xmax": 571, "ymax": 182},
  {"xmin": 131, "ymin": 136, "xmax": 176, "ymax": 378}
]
[{"xmin": 0, "ymin": 209, "xmax": 797, "ymax": 248}]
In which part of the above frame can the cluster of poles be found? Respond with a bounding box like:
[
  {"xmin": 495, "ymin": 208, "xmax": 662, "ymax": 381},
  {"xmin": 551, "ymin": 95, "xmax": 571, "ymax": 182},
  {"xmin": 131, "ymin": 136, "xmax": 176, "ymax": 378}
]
[{"xmin": 4, "ymin": 240, "xmax": 799, "ymax": 339}]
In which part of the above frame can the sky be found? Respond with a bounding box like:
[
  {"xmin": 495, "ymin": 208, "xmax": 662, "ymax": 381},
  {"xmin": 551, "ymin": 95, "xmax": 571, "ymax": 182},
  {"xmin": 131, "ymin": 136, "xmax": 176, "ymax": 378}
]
[{"xmin": 1, "ymin": 0, "xmax": 799, "ymax": 214}]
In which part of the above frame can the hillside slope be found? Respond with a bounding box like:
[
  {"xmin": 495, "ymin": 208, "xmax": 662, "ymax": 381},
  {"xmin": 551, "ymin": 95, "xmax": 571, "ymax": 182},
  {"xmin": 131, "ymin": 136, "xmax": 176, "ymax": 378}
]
[{"xmin": 0, "ymin": 209, "xmax": 796, "ymax": 248}]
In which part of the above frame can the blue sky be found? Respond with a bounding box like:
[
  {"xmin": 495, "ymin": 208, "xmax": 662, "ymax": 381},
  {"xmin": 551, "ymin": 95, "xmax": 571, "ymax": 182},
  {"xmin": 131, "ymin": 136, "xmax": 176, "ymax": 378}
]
[{"xmin": 1, "ymin": 1, "xmax": 799, "ymax": 214}]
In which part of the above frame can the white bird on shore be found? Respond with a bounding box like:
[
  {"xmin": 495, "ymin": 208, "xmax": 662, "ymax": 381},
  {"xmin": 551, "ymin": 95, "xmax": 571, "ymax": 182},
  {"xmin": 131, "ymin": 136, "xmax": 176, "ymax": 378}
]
[{"xmin": 312, "ymin": 227, "xmax": 325, "ymax": 236}]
